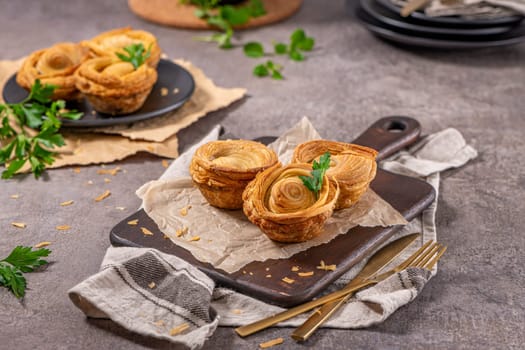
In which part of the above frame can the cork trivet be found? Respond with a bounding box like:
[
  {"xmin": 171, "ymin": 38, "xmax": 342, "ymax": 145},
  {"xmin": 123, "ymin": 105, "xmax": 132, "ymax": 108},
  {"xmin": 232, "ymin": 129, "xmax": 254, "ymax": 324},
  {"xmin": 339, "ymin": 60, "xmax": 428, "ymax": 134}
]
[{"xmin": 128, "ymin": 0, "xmax": 303, "ymax": 30}]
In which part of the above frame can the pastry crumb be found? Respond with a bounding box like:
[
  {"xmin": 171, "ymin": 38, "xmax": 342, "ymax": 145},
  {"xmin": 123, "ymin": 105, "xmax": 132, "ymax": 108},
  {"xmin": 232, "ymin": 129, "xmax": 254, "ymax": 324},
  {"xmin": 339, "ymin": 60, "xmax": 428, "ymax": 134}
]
[
  {"xmin": 127, "ymin": 219, "xmax": 139, "ymax": 226},
  {"xmin": 265, "ymin": 274, "xmax": 272, "ymax": 278},
  {"xmin": 10, "ymin": 194, "xmax": 19, "ymax": 199},
  {"xmin": 56, "ymin": 225, "xmax": 71, "ymax": 231},
  {"xmin": 188, "ymin": 236, "xmax": 200, "ymax": 242},
  {"xmin": 60, "ymin": 200, "xmax": 74, "ymax": 206},
  {"xmin": 148, "ymin": 282, "xmax": 156, "ymax": 289},
  {"xmin": 161, "ymin": 159, "xmax": 169, "ymax": 168},
  {"xmin": 35, "ymin": 241, "xmax": 51, "ymax": 248},
  {"xmin": 87, "ymin": 180, "xmax": 93, "ymax": 185},
  {"xmin": 141, "ymin": 227, "xmax": 154, "ymax": 236},
  {"xmin": 173, "ymin": 88, "xmax": 180, "ymax": 94},
  {"xmin": 179, "ymin": 205, "xmax": 191, "ymax": 216},
  {"xmin": 11, "ymin": 222, "xmax": 26, "ymax": 229},
  {"xmin": 169, "ymin": 323, "xmax": 190, "ymax": 336},
  {"xmin": 291, "ymin": 266, "xmax": 300, "ymax": 272},
  {"xmin": 232, "ymin": 309, "xmax": 243, "ymax": 315},
  {"xmin": 115, "ymin": 206, "xmax": 126, "ymax": 211},
  {"xmin": 163, "ymin": 234, "xmax": 170, "ymax": 239},
  {"xmin": 317, "ymin": 260, "xmax": 337, "ymax": 271},
  {"xmin": 176, "ymin": 226, "xmax": 189, "ymax": 237},
  {"xmin": 298, "ymin": 271, "xmax": 314, "ymax": 277},
  {"xmin": 282, "ymin": 277, "xmax": 295, "ymax": 284},
  {"xmin": 104, "ymin": 178, "xmax": 111, "ymax": 183},
  {"xmin": 94, "ymin": 190, "xmax": 111, "ymax": 202},
  {"xmin": 265, "ymin": 267, "xmax": 270, "ymax": 271},
  {"xmin": 242, "ymin": 270, "xmax": 247, "ymax": 275},
  {"xmin": 160, "ymin": 87, "xmax": 169, "ymax": 96},
  {"xmin": 249, "ymin": 272, "xmax": 253, "ymax": 276},
  {"xmin": 73, "ymin": 167, "xmax": 81, "ymax": 173},
  {"xmin": 97, "ymin": 166, "xmax": 121, "ymax": 176},
  {"xmin": 259, "ymin": 337, "xmax": 284, "ymax": 348}
]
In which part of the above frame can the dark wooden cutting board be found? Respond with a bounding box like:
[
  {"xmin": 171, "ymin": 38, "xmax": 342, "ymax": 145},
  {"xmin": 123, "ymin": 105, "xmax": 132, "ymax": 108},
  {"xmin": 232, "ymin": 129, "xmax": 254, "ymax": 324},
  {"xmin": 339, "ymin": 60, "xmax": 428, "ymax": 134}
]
[{"xmin": 110, "ymin": 116, "xmax": 435, "ymax": 307}]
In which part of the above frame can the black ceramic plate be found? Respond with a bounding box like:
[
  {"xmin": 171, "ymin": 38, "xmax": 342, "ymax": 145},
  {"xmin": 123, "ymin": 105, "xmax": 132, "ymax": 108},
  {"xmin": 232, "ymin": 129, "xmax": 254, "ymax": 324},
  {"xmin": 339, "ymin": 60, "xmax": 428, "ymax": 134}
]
[
  {"xmin": 356, "ymin": 6, "xmax": 525, "ymax": 49},
  {"xmin": 2, "ymin": 59, "xmax": 195, "ymax": 128},
  {"xmin": 361, "ymin": 0, "xmax": 516, "ymax": 37},
  {"xmin": 376, "ymin": 0, "xmax": 524, "ymax": 27}
]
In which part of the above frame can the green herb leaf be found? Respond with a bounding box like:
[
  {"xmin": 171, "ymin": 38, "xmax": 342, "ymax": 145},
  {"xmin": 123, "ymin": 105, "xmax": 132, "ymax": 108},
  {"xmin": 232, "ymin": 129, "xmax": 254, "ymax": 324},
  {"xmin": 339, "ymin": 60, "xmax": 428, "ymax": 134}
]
[
  {"xmin": 115, "ymin": 43, "xmax": 151, "ymax": 69},
  {"xmin": 248, "ymin": 0, "xmax": 266, "ymax": 17},
  {"xmin": 220, "ymin": 5, "xmax": 251, "ymax": 26},
  {"xmin": 274, "ymin": 42, "xmax": 287, "ymax": 54},
  {"xmin": 290, "ymin": 29, "xmax": 306, "ymax": 47},
  {"xmin": 289, "ymin": 50, "xmax": 304, "ymax": 61},
  {"xmin": 243, "ymin": 42, "xmax": 265, "ymax": 58},
  {"xmin": 300, "ymin": 152, "xmax": 331, "ymax": 197},
  {"xmin": 1, "ymin": 158, "xmax": 26, "ymax": 179},
  {"xmin": 297, "ymin": 37, "xmax": 315, "ymax": 51},
  {"xmin": 253, "ymin": 63, "xmax": 269, "ymax": 77},
  {"xmin": 0, "ymin": 246, "xmax": 51, "ymax": 298}
]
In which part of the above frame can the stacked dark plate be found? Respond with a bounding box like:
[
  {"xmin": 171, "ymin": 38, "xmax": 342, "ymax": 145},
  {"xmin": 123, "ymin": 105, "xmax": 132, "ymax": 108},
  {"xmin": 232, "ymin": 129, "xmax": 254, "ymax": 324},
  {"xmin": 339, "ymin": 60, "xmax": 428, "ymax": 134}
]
[{"xmin": 354, "ymin": 0, "xmax": 525, "ymax": 49}]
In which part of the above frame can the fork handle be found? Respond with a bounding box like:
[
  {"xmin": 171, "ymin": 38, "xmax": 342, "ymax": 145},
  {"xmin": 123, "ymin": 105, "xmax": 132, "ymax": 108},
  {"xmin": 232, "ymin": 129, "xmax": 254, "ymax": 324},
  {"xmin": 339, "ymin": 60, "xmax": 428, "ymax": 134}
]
[
  {"xmin": 292, "ymin": 292, "xmax": 354, "ymax": 341},
  {"xmin": 234, "ymin": 279, "xmax": 376, "ymax": 337}
]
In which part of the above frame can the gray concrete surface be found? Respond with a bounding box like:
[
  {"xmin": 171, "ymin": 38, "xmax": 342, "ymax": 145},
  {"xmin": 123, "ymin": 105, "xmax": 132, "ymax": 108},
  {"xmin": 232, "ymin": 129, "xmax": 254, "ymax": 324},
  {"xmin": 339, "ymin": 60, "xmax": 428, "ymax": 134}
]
[{"xmin": 1, "ymin": 0, "xmax": 524, "ymax": 349}]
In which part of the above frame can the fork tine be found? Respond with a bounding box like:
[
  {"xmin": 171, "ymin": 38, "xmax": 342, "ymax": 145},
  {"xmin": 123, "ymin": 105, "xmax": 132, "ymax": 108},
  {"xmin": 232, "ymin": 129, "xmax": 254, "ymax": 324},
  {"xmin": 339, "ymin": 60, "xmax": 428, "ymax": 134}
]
[
  {"xmin": 397, "ymin": 240, "xmax": 433, "ymax": 270},
  {"xmin": 424, "ymin": 245, "xmax": 447, "ymax": 270},
  {"xmin": 412, "ymin": 243, "xmax": 440, "ymax": 268}
]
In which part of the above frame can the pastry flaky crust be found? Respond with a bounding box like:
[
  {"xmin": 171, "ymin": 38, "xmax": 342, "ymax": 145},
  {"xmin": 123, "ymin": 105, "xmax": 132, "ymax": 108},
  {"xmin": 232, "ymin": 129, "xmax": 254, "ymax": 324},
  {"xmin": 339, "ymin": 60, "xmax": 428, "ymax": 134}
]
[
  {"xmin": 82, "ymin": 27, "xmax": 161, "ymax": 68},
  {"xmin": 16, "ymin": 42, "xmax": 90, "ymax": 100},
  {"xmin": 292, "ymin": 140, "xmax": 378, "ymax": 210},
  {"xmin": 243, "ymin": 163, "xmax": 339, "ymax": 243},
  {"xmin": 189, "ymin": 140, "xmax": 279, "ymax": 210},
  {"xmin": 74, "ymin": 57, "xmax": 157, "ymax": 115}
]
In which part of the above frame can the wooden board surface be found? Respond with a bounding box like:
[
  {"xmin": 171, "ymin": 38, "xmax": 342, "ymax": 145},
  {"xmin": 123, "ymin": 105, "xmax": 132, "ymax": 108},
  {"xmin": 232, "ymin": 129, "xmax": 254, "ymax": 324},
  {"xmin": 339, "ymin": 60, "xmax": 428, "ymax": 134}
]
[
  {"xmin": 128, "ymin": 0, "xmax": 303, "ymax": 30},
  {"xmin": 110, "ymin": 116, "xmax": 435, "ymax": 307}
]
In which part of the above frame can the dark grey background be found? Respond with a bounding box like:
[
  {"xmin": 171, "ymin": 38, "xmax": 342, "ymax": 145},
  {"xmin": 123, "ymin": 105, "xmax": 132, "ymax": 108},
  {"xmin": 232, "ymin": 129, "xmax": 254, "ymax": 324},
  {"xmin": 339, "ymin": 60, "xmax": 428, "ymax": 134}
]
[{"xmin": 1, "ymin": 0, "xmax": 524, "ymax": 349}]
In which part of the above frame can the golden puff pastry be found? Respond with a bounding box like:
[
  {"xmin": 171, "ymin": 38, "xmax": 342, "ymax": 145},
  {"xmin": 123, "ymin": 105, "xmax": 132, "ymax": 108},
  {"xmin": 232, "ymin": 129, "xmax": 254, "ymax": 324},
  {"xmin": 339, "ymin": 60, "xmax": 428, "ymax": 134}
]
[
  {"xmin": 16, "ymin": 42, "xmax": 90, "ymax": 100},
  {"xmin": 189, "ymin": 140, "xmax": 279, "ymax": 210},
  {"xmin": 292, "ymin": 140, "xmax": 378, "ymax": 209},
  {"xmin": 82, "ymin": 27, "xmax": 161, "ymax": 68},
  {"xmin": 243, "ymin": 163, "xmax": 339, "ymax": 243},
  {"xmin": 74, "ymin": 57, "xmax": 157, "ymax": 115}
]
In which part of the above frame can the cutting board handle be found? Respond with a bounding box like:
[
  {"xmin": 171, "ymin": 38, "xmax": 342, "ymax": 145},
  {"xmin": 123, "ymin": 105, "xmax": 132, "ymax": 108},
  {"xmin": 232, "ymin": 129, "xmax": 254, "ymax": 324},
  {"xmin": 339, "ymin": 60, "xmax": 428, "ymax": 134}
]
[{"xmin": 352, "ymin": 116, "xmax": 421, "ymax": 161}]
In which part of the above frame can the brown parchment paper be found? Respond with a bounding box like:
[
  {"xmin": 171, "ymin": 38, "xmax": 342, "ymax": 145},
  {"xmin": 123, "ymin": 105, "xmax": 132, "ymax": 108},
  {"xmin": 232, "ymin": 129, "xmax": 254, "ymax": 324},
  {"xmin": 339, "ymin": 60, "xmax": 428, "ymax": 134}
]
[
  {"xmin": 0, "ymin": 58, "xmax": 246, "ymax": 168},
  {"xmin": 137, "ymin": 117, "xmax": 408, "ymax": 273}
]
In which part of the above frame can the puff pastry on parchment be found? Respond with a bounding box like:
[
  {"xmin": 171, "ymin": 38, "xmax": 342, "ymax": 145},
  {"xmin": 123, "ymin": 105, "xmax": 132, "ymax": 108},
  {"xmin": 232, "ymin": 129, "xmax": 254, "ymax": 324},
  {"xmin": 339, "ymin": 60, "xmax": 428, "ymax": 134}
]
[
  {"xmin": 74, "ymin": 57, "xmax": 157, "ymax": 115},
  {"xmin": 292, "ymin": 140, "xmax": 378, "ymax": 209},
  {"xmin": 243, "ymin": 163, "xmax": 339, "ymax": 243},
  {"xmin": 82, "ymin": 27, "xmax": 161, "ymax": 68},
  {"xmin": 16, "ymin": 42, "xmax": 90, "ymax": 100},
  {"xmin": 190, "ymin": 140, "xmax": 279, "ymax": 209}
]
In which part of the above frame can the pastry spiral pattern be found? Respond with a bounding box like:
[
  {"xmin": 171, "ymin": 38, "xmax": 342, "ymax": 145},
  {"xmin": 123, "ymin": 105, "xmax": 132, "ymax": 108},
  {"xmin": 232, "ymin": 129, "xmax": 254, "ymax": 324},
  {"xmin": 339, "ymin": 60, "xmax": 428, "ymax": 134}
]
[
  {"xmin": 74, "ymin": 57, "xmax": 157, "ymax": 115},
  {"xmin": 243, "ymin": 163, "xmax": 339, "ymax": 243},
  {"xmin": 16, "ymin": 42, "xmax": 90, "ymax": 100},
  {"xmin": 82, "ymin": 27, "xmax": 161, "ymax": 68},
  {"xmin": 190, "ymin": 140, "xmax": 279, "ymax": 209},
  {"xmin": 292, "ymin": 140, "xmax": 378, "ymax": 209}
]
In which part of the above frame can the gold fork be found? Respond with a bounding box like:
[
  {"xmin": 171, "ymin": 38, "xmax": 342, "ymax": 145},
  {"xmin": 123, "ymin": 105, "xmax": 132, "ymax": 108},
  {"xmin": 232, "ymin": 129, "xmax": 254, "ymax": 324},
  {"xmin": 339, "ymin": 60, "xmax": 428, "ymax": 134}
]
[
  {"xmin": 291, "ymin": 241, "xmax": 447, "ymax": 341},
  {"xmin": 235, "ymin": 240, "xmax": 446, "ymax": 337}
]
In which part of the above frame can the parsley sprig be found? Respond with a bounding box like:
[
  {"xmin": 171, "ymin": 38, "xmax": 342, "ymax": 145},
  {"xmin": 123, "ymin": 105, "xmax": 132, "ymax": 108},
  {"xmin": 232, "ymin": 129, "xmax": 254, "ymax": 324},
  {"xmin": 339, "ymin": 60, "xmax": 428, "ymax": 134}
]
[
  {"xmin": 253, "ymin": 60, "xmax": 283, "ymax": 80},
  {"xmin": 115, "ymin": 43, "xmax": 151, "ymax": 69},
  {"xmin": 243, "ymin": 28, "xmax": 316, "ymax": 79},
  {"xmin": 193, "ymin": 0, "xmax": 266, "ymax": 49},
  {"xmin": 0, "ymin": 246, "xmax": 51, "ymax": 298},
  {"xmin": 274, "ymin": 28, "xmax": 315, "ymax": 61},
  {"xmin": 0, "ymin": 80, "xmax": 83, "ymax": 179},
  {"xmin": 299, "ymin": 152, "xmax": 331, "ymax": 198}
]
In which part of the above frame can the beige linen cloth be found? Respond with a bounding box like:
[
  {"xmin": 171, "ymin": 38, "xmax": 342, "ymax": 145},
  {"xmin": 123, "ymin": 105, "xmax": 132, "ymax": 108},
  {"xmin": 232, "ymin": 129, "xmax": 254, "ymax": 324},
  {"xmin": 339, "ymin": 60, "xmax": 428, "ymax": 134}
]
[
  {"xmin": 69, "ymin": 118, "xmax": 477, "ymax": 349},
  {"xmin": 391, "ymin": 0, "xmax": 525, "ymax": 18},
  {"xmin": 0, "ymin": 58, "xmax": 246, "ymax": 168}
]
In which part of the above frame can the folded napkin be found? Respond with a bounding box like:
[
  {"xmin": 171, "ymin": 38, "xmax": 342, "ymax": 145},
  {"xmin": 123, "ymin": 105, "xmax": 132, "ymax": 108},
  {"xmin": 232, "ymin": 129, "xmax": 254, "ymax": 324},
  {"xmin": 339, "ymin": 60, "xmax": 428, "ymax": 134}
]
[
  {"xmin": 69, "ymin": 119, "xmax": 477, "ymax": 348},
  {"xmin": 0, "ymin": 58, "xmax": 246, "ymax": 170},
  {"xmin": 391, "ymin": 0, "xmax": 524, "ymax": 18}
]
